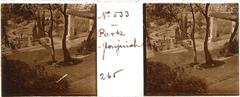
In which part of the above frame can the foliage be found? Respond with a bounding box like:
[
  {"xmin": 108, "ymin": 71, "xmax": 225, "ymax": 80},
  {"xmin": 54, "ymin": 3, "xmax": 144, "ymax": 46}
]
[
  {"xmin": 1, "ymin": 4, "xmax": 33, "ymax": 21},
  {"xmin": 146, "ymin": 4, "xmax": 182, "ymax": 22},
  {"xmin": 77, "ymin": 38, "xmax": 96, "ymax": 55},
  {"xmin": 2, "ymin": 56, "xmax": 69, "ymax": 96},
  {"xmin": 220, "ymin": 39, "xmax": 239, "ymax": 57},
  {"xmin": 145, "ymin": 61, "xmax": 207, "ymax": 95}
]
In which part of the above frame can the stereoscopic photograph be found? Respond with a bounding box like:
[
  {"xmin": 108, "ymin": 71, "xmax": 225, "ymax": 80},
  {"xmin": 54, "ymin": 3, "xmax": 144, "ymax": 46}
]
[
  {"xmin": 1, "ymin": 4, "xmax": 96, "ymax": 95},
  {"xmin": 144, "ymin": 3, "xmax": 239, "ymax": 95}
]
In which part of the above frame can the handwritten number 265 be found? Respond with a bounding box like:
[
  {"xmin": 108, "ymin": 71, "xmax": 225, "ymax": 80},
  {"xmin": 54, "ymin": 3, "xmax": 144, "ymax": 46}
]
[
  {"xmin": 100, "ymin": 69, "xmax": 124, "ymax": 80},
  {"xmin": 100, "ymin": 72, "xmax": 114, "ymax": 80}
]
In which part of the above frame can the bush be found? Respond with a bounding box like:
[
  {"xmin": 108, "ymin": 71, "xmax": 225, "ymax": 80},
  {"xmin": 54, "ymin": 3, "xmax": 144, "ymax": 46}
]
[
  {"xmin": 77, "ymin": 38, "xmax": 96, "ymax": 55},
  {"xmin": 169, "ymin": 76, "xmax": 207, "ymax": 95},
  {"xmin": 220, "ymin": 39, "xmax": 239, "ymax": 57},
  {"xmin": 145, "ymin": 61, "xmax": 207, "ymax": 95},
  {"xmin": 2, "ymin": 56, "xmax": 69, "ymax": 96}
]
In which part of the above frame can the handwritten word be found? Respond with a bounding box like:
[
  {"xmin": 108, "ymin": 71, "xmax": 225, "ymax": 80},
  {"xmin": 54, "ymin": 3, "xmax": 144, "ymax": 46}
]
[
  {"xmin": 98, "ymin": 11, "xmax": 129, "ymax": 20},
  {"xmin": 98, "ymin": 28, "xmax": 125, "ymax": 37},
  {"xmin": 101, "ymin": 38, "xmax": 142, "ymax": 60},
  {"xmin": 100, "ymin": 69, "xmax": 124, "ymax": 80}
]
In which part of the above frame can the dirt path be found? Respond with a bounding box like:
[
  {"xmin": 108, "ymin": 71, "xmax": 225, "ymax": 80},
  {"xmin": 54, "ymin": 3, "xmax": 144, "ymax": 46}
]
[
  {"xmin": 181, "ymin": 55, "xmax": 238, "ymax": 95},
  {"xmin": 207, "ymin": 76, "xmax": 239, "ymax": 95}
]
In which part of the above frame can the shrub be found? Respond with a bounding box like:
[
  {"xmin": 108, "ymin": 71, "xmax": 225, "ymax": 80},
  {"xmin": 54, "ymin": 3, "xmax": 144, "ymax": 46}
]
[
  {"xmin": 77, "ymin": 38, "xmax": 96, "ymax": 55},
  {"xmin": 169, "ymin": 75, "xmax": 207, "ymax": 95},
  {"xmin": 145, "ymin": 61, "xmax": 207, "ymax": 95},
  {"xmin": 2, "ymin": 56, "xmax": 69, "ymax": 96},
  {"xmin": 220, "ymin": 39, "xmax": 239, "ymax": 57}
]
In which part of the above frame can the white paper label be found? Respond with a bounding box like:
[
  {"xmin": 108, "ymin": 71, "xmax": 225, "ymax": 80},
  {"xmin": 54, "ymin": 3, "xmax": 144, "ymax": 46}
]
[{"xmin": 97, "ymin": 3, "xmax": 144, "ymax": 96}]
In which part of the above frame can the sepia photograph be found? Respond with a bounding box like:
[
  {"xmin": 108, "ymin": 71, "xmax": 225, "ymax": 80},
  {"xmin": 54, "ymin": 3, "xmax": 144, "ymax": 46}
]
[
  {"xmin": 1, "ymin": 4, "xmax": 96, "ymax": 96},
  {"xmin": 144, "ymin": 3, "xmax": 239, "ymax": 96}
]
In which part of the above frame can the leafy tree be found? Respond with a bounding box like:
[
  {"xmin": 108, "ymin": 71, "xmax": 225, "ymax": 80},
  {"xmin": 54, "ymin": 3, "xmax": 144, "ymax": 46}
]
[
  {"xmin": 190, "ymin": 4, "xmax": 198, "ymax": 64},
  {"xmin": 56, "ymin": 4, "xmax": 72, "ymax": 63},
  {"xmin": 47, "ymin": 4, "xmax": 56, "ymax": 62},
  {"xmin": 196, "ymin": 4, "xmax": 215, "ymax": 66}
]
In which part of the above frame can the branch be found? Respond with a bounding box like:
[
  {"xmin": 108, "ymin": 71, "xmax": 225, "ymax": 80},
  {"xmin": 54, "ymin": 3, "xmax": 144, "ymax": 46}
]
[
  {"xmin": 205, "ymin": 3, "xmax": 210, "ymax": 16},
  {"xmin": 63, "ymin": 4, "xmax": 67, "ymax": 13},
  {"xmin": 55, "ymin": 4, "xmax": 64, "ymax": 14},
  {"xmin": 195, "ymin": 4, "xmax": 206, "ymax": 15},
  {"xmin": 48, "ymin": 4, "xmax": 53, "ymax": 35}
]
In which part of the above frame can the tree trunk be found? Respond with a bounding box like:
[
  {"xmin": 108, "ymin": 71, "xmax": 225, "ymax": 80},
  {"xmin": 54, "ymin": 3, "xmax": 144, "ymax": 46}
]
[
  {"xmin": 36, "ymin": 10, "xmax": 45, "ymax": 39},
  {"xmin": 62, "ymin": 4, "xmax": 72, "ymax": 63},
  {"xmin": 41, "ymin": 11, "xmax": 45, "ymax": 37},
  {"xmin": 86, "ymin": 19, "xmax": 96, "ymax": 48},
  {"xmin": 203, "ymin": 4, "xmax": 214, "ymax": 65},
  {"xmin": 48, "ymin": 5, "xmax": 56, "ymax": 62},
  {"xmin": 190, "ymin": 4, "xmax": 197, "ymax": 64},
  {"xmin": 228, "ymin": 18, "xmax": 239, "ymax": 44},
  {"xmin": 37, "ymin": 11, "xmax": 43, "ymax": 38},
  {"xmin": 36, "ymin": 13, "xmax": 41, "ymax": 39},
  {"xmin": 87, "ymin": 19, "xmax": 96, "ymax": 42},
  {"xmin": 32, "ymin": 21, "xmax": 38, "ymax": 41},
  {"xmin": 86, "ymin": 7, "xmax": 96, "ymax": 50},
  {"xmin": 183, "ymin": 14, "xmax": 188, "ymax": 39}
]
